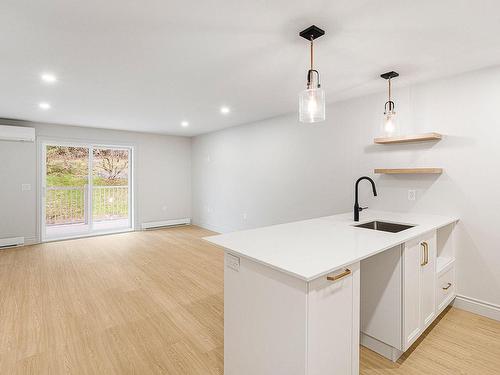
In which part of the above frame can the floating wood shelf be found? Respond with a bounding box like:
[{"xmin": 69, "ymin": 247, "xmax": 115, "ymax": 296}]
[
  {"xmin": 374, "ymin": 132, "xmax": 442, "ymax": 145},
  {"xmin": 374, "ymin": 168, "xmax": 443, "ymax": 175}
]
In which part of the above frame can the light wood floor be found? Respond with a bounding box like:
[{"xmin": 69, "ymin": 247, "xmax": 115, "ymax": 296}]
[{"xmin": 1, "ymin": 226, "xmax": 499, "ymax": 374}]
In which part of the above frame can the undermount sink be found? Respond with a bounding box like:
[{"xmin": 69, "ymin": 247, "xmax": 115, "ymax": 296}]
[{"xmin": 354, "ymin": 220, "xmax": 415, "ymax": 233}]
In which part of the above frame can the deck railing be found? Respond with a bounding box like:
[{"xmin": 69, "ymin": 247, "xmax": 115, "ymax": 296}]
[{"xmin": 46, "ymin": 185, "xmax": 128, "ymax": 225}]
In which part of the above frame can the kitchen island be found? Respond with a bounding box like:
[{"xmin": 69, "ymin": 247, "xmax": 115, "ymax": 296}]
[{"xmin": 204, "ymin": 210, "xmax": 459, "ymax": 375}]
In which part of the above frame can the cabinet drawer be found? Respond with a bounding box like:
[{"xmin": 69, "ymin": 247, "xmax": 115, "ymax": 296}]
[{"xmin": 437, "ymin": 264, "xmax": 455, "ymax": 311}]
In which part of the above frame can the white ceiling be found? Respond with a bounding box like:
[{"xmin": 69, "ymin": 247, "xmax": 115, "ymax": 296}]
[{"xmin": 1, "ymin": 0, "xmax": 500, "ymax": 136}]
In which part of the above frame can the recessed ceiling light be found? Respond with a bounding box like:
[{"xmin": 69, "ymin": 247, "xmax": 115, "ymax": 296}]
[
  {"xmin": 41, "ymin": 73, "xmax": 57, "ymax": 84},
  {"xmin": 39, "ymin": 102, "xmax": 51, "ymax": 110},
  {"xmin": 220, "ymin": 106, "xmax": 230, "ymax": 114},
  {"xmin": 181, "ymin": 121, "xmax": 189, "ymax": 127}
]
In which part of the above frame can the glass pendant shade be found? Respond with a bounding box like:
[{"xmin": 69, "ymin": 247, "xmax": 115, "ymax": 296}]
[
  {"xmin": 298, "ymin": 26, "xmax": 326, "ymax": 124},
  {"xmin": 381, "ymin": 109, "xmax": 399, "ymax": 137},
  {"xmin": 299, "ymin": 88, "xmax": 325, "ymax": 123}
]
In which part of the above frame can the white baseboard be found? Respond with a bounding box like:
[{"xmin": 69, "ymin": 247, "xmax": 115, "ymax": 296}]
[
  {"xmin": 141, "ymin": 218, "xmax": 191, "ymax": 230},
  {"xmin": 452, "ymin": 295, "xmax": 500, "ymax": 321},
  {"xmin": 0, "ymin": 236, "xmax": 25, "ymax": 248},
  {"xmin": 0, "ymin": 236, "xmax": 42, "ymax": 248}
]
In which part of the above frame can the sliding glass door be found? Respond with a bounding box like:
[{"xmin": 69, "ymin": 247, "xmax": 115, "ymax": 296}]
[
  {"xmin": 92, "ymin": 147, "xmax": 131, "ymax": 232},
  {"xmin": 44, "ymin": 145, "xmax": 90, "ymax": 239},
  {"xmin": 42, "ymin": 142, "xmax": 133, "ymax": 241}
]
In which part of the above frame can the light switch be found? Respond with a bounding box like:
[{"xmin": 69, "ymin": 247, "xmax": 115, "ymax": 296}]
[
  {"xmin": 225, "ymin": 253, "xmax": 240, "ymax": 271},
  {"xmin": 21, "ymin": 184, "xmax": 31, "ymax": 191}
]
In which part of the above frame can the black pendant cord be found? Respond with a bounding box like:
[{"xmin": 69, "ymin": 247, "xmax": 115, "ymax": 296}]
[
  {"xmin": 299, "ymin": 26, "xmax": 325, "ymax": 90},
  {"xmin": 380, "ymin": 71, "xmax": 399, "ymax": 113},
  {"xmin": 384, "ymin": 78, "xmax": 394, "ymax": 113},
  {"xmin": 306, "ymin": 36, "xmax": 321, "ymax": 89},
  {"xmin": 310, "ymin": 37, "xmax": 314, "ymax": 71}
]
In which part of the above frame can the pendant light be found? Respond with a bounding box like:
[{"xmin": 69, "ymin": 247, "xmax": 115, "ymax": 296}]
[
  {"xmin": 380, "ymin": 71, "xmax": 400, "ymax": 137},
  {"xmin": 299, "ymin": 25, "xmax": 326, "ymax": 123}
]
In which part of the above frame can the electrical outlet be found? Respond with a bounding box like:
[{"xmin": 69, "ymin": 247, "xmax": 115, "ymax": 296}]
[
  {"xmin": 408, "ymin": 189, "xmax": 416, "ymax": 201},
  {"xmin": 21, "ymin": 184, "xmax": 31, "ymax": 191},
  {"xmin": 242, "ymin": 212, "xmax": 247, "ymax": 221},
  {"xmin": 162, "ymin": 205, "xmax": 168, "ymax": 212},
  {"xmin": 225, "ymin": 253, "xmax": 240, "ymax": 271}
]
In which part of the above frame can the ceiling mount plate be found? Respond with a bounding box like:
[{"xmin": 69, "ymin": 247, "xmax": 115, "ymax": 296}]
[
  {"xmin": 381, "ymin": 71, "xmax": 399, "ymax": 80},
  {"xmin": 299, "ymin": 25, "xmax": 325, "ymax": 40}
]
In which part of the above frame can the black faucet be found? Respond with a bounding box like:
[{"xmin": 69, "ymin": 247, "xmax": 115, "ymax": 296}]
[{"xmin": 354, "ymin": 176, "xmax": 378, "ymax": 221}]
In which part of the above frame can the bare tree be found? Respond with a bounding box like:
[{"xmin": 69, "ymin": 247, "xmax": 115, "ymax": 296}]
[{"xmin": 94, "ymin": 149, "xmax": 128, "ymax": 181}]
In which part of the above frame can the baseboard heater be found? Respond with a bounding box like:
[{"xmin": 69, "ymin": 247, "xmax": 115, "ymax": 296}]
[
  {"xmin": 0, "ymin": 236, "xmax": 25, "ymax": 249},
  {"xmin": 141, "ymin": 218, "xmax": 191, "ymax": 230}
]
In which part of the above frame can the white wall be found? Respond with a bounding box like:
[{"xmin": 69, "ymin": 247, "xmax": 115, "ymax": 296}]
[
  {"xmin": 0, "ymin": 120, "xmax": 191, "ymax": 243},
  {"xmin": 192, "ymin": 66, "xmax": 500, "ymax": 308}
]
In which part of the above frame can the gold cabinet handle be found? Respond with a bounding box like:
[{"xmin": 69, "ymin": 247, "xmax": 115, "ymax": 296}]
[
  {"xmin": 419, "ymin": 242, "xmax": 429, "ymax": 266},
  {"xmin": 420, "ymin": 242, "xmax": 429, "ymax": 266},
  {"xmin": 442, "ymin": 282, "xmax": 452, "ymax": 290},
  {"xmin": 327, "ymin": 268, "xmax": 351, "ymax": 282}
]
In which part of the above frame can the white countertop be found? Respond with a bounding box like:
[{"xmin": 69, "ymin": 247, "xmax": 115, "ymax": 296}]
[{"xmin": 204, "ymin": 210, "xmax": 458, "ymax": 281}]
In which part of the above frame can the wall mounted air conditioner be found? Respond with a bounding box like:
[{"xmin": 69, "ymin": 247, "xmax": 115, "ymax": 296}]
[{"xmin": 0, "ymin": 125, "xmax": 35, "ymax": 142}]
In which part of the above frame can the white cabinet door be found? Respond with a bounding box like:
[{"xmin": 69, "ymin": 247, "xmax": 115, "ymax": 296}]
[
  {"xmin": 403, "ymin": 238, "xmax": 422, "ymax": 350},
  {"xmin": 420, "ymin": 233, "xmax": 437, "ymax": 329},
  {"xmin": 403, "ymin": 231, "xmax": 437, "ymax": 350},
  {"xmin": 307, "ymin": 262, "xmax": 360, "ymax": 375}
]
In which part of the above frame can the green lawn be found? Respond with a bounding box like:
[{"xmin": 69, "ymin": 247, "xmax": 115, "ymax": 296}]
[
  {"xmin": 46, "ymin": 173, "xmax": 128, "ymax": 224},
  {"xmin": 47, "ymin": 175, "xmax": 127, "ymax": 187}
]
